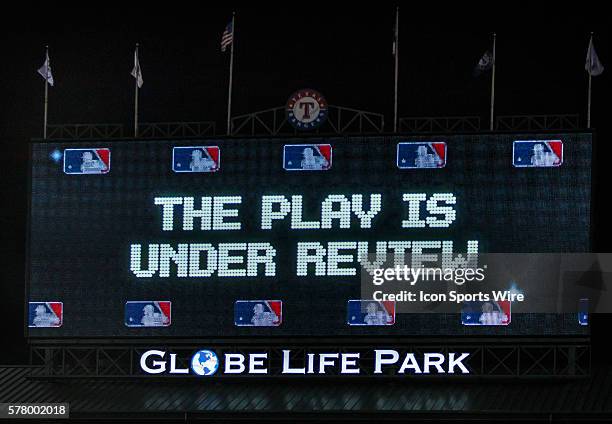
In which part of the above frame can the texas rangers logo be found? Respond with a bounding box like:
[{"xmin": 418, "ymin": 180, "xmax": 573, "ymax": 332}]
[
  {"xmin": 347, "ymin": 300, "xmax": 395, "ymax": 326},
  {"xmin": 397, "ymin": 142, "xmax": 446, "ymax": 169},
  {"xmin": 173, "ymin": 146, "xmax": 220, "ymax": 173},
  {"xmin": 63, "ymin": 148, "xmax": 110, "ymax": 174},
  {"xmin": 286, "ymin": 89, "xmax": 328, "ymax": 130},
  {"xmin": 28, "ymin": 302, "xmax": 63, "ymax": 328},
  {"xmin": 234, "ymin": 300, "xmax": 282, "ymax": 327},
  {"xmin": 513, "ymin": 140, "xmax": 563, "ymax": 167}
]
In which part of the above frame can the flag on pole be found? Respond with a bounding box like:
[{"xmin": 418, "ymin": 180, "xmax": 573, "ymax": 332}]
[
  {"xmin": 131, "ymin": 46, "xmax": 143, "ymax": 88},
  {"xmin": 392, "ymin": 6, "xmax": 399, "ymax": 133},
  {"xmin": 473, "ymin": 50, "xmax": 493, "ymax": 76},
  {"xmin": 392, "ymin": 16, "xmax": 398, "ymax": 55},
  {"xmin": 221, "ymin": 21, "xmax": 234, "ymax": 52},
  {"xmin": 585, "ymin": 38, "xmax": 604, "ymax": 76},
  {"xmin": 38, "ymin": 51, "xmax": 54, "ymax": 86}
]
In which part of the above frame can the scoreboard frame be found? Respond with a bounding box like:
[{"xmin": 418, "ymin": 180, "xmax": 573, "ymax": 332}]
[{"xmin": 24, "ymin": 129, "xmax": 595, "ymax": 342}]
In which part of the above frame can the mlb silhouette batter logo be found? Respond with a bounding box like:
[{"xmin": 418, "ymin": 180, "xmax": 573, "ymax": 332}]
[
  {"xmin": 63, "ymin": 148, "xmax": 110, "ymax": 174},
  {"xmin": 125, "ymin": 301, "xmax": 171, "ymax": 327},
  {"xmin": 513, "ymin": 140, "xmax": 563, "ymax": 167},
  {"xmin": 283, "ymin": 144, "xmax": 332, "ymax": 171},
  {"xmin": 173, "ymin": 146, "xmax": 220, "ymax": 173},
  {"xmin": 28, "ymin": 302, "xmax": 63, "ymax": 328},
  {"xmin": 347, "ymin": 300, "xmax": 395, "ymax": 326},
  {"xmin": 397, "ymin": 142, "xmax": 447, "ymax": 169},
  {"xmin": 461, "ymin": 300, "xmax": 511, "ymax": 326},
  {"xmin": 234, "ymin": 300, "xmax": 282, "ymax": 327},
  {"xmin": 286, "ymin": 89, "xmax": 328, "ymax": 130}
]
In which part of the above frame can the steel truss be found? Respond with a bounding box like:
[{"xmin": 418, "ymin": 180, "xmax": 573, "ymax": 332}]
[
  {"xmin": 495, "ymin": 114, "xmax": 580, "ymax": 131},
  {"xmin": 137, "ymin": 121, "xmax": 216, "ymax": 138},
  {"xmin": 44, "ymin": 114, "xmax": 580, "ymax": 140},
  {"xmin": 46, "ymin": 124, "xmax": 124, "ymax": 139},
  {"xmin": 29, "ymin": 338, "xmax": 589, "ymax": 379},
  {"xmin": 398, "ymin": 114, "xmax": 580, "ymax": 133},
  {"xmin": 399, "ymin": 116, "xmax": 481, "ymax": 133},
  {"xmin": 230, "ymin": 106, "xmax": 385, "ymax": 136},
  {"xmin": 45, "ymin": 121, "xmax": 216, "ymax": 140}
]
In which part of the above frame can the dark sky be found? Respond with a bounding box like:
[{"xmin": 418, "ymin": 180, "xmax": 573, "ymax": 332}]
[
  {"xmin": 2, "ymin": 7, "xmax": 608, "ymax": 139},
  {"xmin": 0, "ymin": 5, "xmax": 609, "ymax": 362}
]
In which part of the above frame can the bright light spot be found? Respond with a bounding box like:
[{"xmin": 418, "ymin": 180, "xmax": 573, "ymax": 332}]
[{"xmin": 49, "ymin": 149, "xmax": 62, "ymax": 163}]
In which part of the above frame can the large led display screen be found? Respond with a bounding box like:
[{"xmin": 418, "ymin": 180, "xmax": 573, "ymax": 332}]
[{"xmin": 27, "ymin": 133, "xmax": 592, "ymax": 337}]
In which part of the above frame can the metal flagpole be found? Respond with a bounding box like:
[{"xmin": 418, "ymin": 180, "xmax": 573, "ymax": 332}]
[
  {"xmin": 489, "ymin": 33, "xmax": 496, "ymax": 131},
  {"xmin": 43, "ymin": 45, "xmax": 49, "ymax": 139},
  {"xmin": 134, "ymin": 43, "xmax": 139, "ymax": 138},
  {"xmin": 226, "ymin": 12, "xmax": 235, "ymax": 136},
  {"xmin": 587, "ymin": 32, "xmax": 593, "ymax": 128},
  {"xmin": 393, "ymin": 7, "xmax": 399, "ymax": 133}
]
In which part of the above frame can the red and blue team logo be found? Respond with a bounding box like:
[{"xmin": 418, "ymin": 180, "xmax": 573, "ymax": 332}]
[
  {"xmin": 125, "ymin": 301, "xmax": 171, "ymax": 328},
  {"xmin": 28, "ymin": 302, "xmax": 63, "ymax": 328},
  {"xmin": 63, "ymin": 148, "xmax": 110, "ymax": 174},
  {"xmin": 397, "ymin": 142, "xmax": 446, "ymax": 169},
  {"xmin": 283, "ymin": 144, "xmax": 332, "ymax": 171},
  {"xmin": 286, "ymin": 89, "xmax": 328, "ymax": 130},
  {"xmin": 513, "ymin": 140, "xmax": 563, "ymax": 167},
  {"xmin": 461, "ymin": 301, "xmax": 511, "ymax": 326},
  {"xmin": 347, "ymin": 300, "xmax": 395, "ymax": 326},
  {"xmin": 234, "ymin": 300, "xmax": 282, "ymax": 327},
  {"xmin": 172, "ymin": 146, "xmax": 220, "ymax": 173}
]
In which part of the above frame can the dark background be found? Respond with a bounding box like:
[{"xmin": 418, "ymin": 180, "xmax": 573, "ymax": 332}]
[
  {"xmin": 28, "ymin": 134, "xmax": 592, "ymax": 337},
  {"xmin": 1, "ymin": 5, "xmax": 609, "ymax": 362}
]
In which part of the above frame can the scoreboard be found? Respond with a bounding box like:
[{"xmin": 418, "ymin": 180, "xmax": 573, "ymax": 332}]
[{"xmin": 27, "ymin": 133, "xmax": 592, "ymax": 337}]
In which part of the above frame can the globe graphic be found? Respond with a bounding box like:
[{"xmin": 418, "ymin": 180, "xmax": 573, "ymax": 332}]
[{"xmin": 190, "ymin": 350, "xmax": 219, "ymax": 376}]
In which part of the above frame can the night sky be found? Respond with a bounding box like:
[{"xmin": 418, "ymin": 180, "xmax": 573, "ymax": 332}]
[{"xmin": 0, "ymin": 6, "xmax": 609, "ymax": 362}]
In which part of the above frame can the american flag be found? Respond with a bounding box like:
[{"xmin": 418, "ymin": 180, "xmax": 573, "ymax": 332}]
[{"xmin": 221, "ymin": 21, "xmax": 234, "ymax": 52}]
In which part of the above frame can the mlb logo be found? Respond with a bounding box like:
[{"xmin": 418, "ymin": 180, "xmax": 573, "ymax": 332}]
[
  {"xmin": 347, "ymin": 300, "xmax": 395, "ymax": 326},
  {"xmin": 28, "ymin": 302, "xmax": 63, "ymax": 328},
  {"xmin": 173, "ymin": 146, "xmax": 220, "ymax": 173},
  {"xmin": 397, "ymin": 142, "xmax": 446, "ymax": 169},
  {"xmin": 513, "ymin": 140, "xmax": 563, "ymax": 167},
  {"xmin": 283, "ymin": 144, "xmax": 332, "ymax": 171},
  {"xmin": 461, "ymin": 301, "xmax": 511, "ymax": 326},
  {"xmin": 234, "ymin": 300, "xmax": 282, "ymax": 327},
  {"xmin": 125, "ymin": 301, "xmax": 171, "ymax": 327},
  {"xmin": 578, "ymin": 298, "xmax": 589, "ymax": 326},
  {"xmin": 64, "ymin": 148, "xmax": 110, "ymax": 174}
]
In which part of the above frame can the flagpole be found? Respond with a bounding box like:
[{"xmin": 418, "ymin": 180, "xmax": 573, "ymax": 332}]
[
  {"xmin": 226, "ymin": 12, "xmax": 235, "ymax": 136},
  {"xmin": 393, "ymin": 7, "xmax": 399, "ymax": 133},
  {"xmin": 43, "ymin": 45, "xmax": 49, "ymax": 139},
  {"xmin": 587, "ymin": 32, "xmax": 593, "ymax": 128},
  {"xmin": 489, "ymin": 33, "xmax": 496, "ymax": 131},
  {"xmin": 134, "ymin": 43, "xmax": 139, "ymax": 138}
]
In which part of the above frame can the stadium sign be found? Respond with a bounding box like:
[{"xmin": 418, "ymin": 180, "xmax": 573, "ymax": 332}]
[
  {"xmin": 286, "ymin": 89, "xmax": 328, "ymax": 130},
  {"xmin": 139, "ymin": 349, "xmax": 470, "ymax": 376}
]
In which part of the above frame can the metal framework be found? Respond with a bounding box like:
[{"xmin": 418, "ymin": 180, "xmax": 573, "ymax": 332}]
[
  {"xmin": 398, "ymin": 116, "xmax": 481, "ymax": 133},
  {"xmin": 398, "ymin": 114, "xmax": 580, "ymax": 133},
  {"xmin": 46, "ymin": 124, "xmax": 124, "ymax": 139},
  {"xmin": 137, "ymin": 121, "xmax": 216, "ymax": 138},
  {"xmin": 495, "ymin": 114, "xmax": 580, "ymax": 131},
  {"xmin": 230, "ymin": 105, "xmax": 385, "ymax": 136},
  {"xmin": 29, "ymin": 338, "xmax": 589, "ymax": 379},
  {"xmin": 45, "ymin": 121, "xmax": 215, "ymax": 140},
  {"xmin": 44, "ymin": 114, "xmax": 581, "ymax": 139}
]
